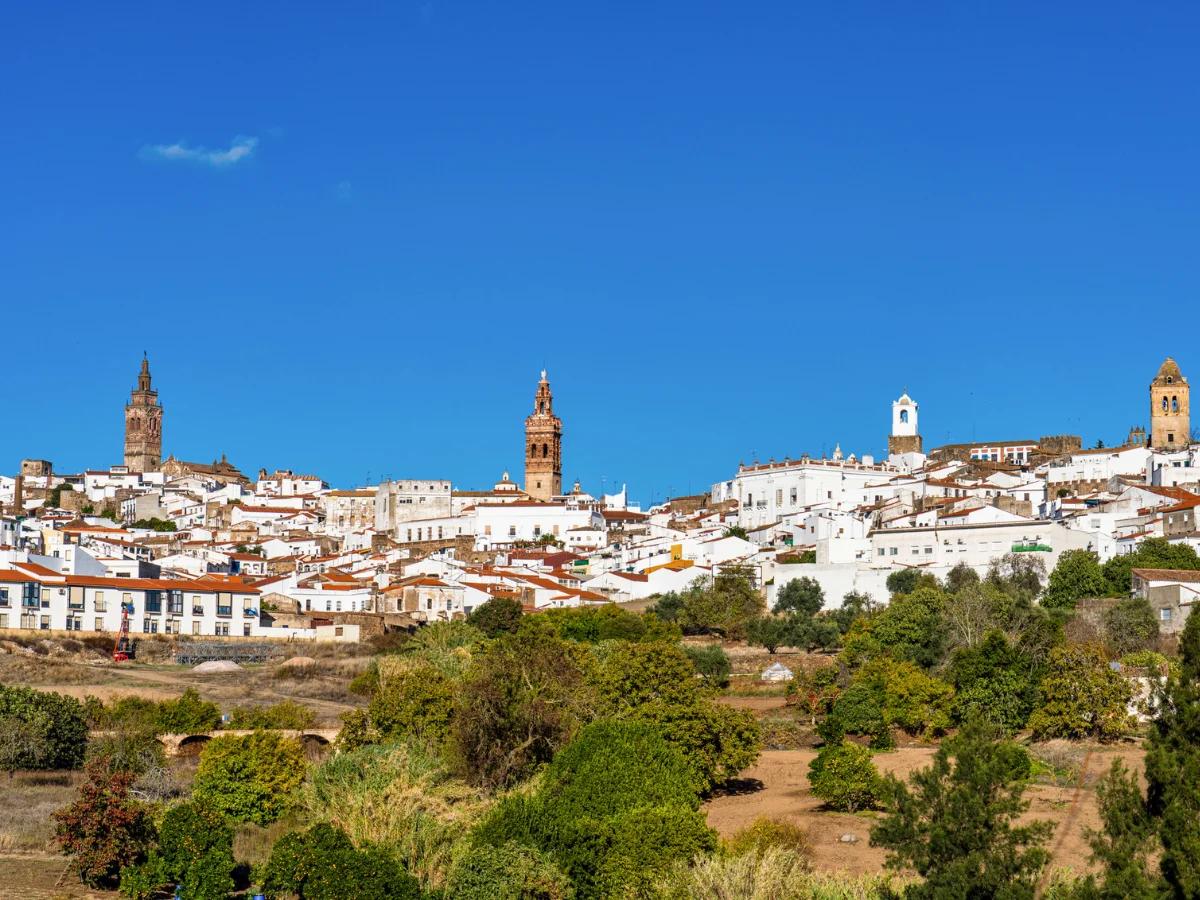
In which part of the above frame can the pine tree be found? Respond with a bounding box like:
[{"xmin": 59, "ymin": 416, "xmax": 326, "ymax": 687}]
[{"xmin": 870, "ymin": 717, "xmax": 1051, "ymax": 899}]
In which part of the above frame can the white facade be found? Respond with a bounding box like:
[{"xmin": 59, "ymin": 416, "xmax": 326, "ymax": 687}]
[{"xmin": 892, "ymin": 391, "xmax": 918, "ymax": 437}]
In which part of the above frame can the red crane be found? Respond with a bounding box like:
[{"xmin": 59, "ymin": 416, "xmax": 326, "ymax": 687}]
[{"xmin": 112, "ymin": 602, "xmax": 133, "ymax": 662}]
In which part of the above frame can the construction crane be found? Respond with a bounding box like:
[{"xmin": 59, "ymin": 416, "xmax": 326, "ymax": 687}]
[{"xmin": 112, "ymin": 601, "xmax": 134, "ymax": 662}]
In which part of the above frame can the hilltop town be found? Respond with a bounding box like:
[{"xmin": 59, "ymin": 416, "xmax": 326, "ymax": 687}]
[{"xmin": 1, "ymin": 356, "xmax": 1196, "ymax": 639}]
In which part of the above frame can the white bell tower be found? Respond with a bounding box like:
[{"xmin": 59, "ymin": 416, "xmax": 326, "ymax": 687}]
[{"xmin": 889, "ymin": 389, "xmax": 922, "ymax": 456}]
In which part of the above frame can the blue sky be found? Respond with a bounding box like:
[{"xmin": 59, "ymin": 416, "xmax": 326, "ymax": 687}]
[{"xmin": 3, "ymin": 2, "xmax": 1197, "ymax": 505}]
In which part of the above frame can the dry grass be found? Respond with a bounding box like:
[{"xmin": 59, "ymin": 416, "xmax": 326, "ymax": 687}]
[
  {"xmin": 653, "ymin": 848, "xmax": 903, "ymax": 900},
  {"xmin": 0, "ymin": 770, "xmax": 83, "ymax": 853},
  {"xmin": 233, "ymin": 812, "xmax": 308, "ymax": 868},
  {"xmin": 0, "ymin": 653, "xmax": 116, "ymax": 686}
]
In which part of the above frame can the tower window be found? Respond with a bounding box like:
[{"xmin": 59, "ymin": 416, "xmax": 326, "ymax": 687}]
[
  {"xmin": 1167, "ymin": 376, "xmax": 1174, "ymax": 384},
  {"xmin": 543, "ymin": 443, "xmax": 548, "ymax": 458},
  {"xmin": 539, "ymin": 402, "xmax": 545, "ymax": 413},
  {"xmin": 900, "ymin": 410, "xmax": 908, "ymax": 424},
  {"xmin": 1172, "ymin": 396, "xmax": 1179, "ymax": 411},
  {"xmin": 1163, "ymin": 397, "xmax": 1169, "ymax": 412}
]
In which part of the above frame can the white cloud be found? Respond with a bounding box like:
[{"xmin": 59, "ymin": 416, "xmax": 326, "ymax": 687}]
[{"xmin": 139, "ymin": 135, "xmax": 259, "ymax": 167}]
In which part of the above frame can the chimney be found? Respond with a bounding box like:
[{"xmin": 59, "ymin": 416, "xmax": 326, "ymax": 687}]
[{"xmin": 12, "ymin": 475, "xmax": 23, "ymax": 517}]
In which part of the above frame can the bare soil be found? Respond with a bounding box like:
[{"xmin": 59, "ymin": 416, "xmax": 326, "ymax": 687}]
[
  {"xmin": 703, "ymin": 746, "xmax": 1147, "ymax": 877},
  {"xmin": 0, "ymin": 855, "xmax": 118, "ymax": 900}
]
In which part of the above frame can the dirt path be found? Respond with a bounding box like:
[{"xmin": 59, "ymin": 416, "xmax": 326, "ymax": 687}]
[{"xmin": 703, "ymin": 746, "xmax": 1146, "ymax": 877}]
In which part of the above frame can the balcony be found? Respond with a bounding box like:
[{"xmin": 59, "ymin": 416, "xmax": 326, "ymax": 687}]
[
  {"xmin": 192, "ymin": 606, "xmax": 205, "ymax": 617},
  {"xmin": 217, "ymin": 606, "xmax": 232, "ymax": 617}
]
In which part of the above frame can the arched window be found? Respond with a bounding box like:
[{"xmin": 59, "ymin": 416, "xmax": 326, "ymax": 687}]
[
  {"xmin": 539, "ymin": 402, "xmax": 545, "ymax": 414},
  {"xmin": 1163, "ymin": 397, "xmax": 1169, "ymax": 412},
  {"xmin": 900, "ymin": 409, "xmax": 909, "ymax": 424},
  {"xmin": 542, "ymin": 443, "xmax": 548, "ymax": 458},
  {"xmin": 1173, "ymin": 396, "xmax": 1179, "ymax": 411},
  {"xmin": 1167, "ymin": 376, "xmax": 1174, "ymax": 384}
]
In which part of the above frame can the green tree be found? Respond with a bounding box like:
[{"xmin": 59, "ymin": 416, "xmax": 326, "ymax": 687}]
[
  {"xmin": 885, "ymin": 568, "xmax": 921, "ymax": 597},
  {"xmin": 808, "ymin": 741, "xmax": 883, "ymax": 813},
  {"xmin": 945, "ymin": 562, "xmax": 981, "ymax": 594},
  {"xmin": 1028, "ymin": 644, "xmax": 1134, "ymax": 741},
  {"xmin": 0, "ymin": 684, "xmax": 88, "ymax": 770},
  {"xmin": 155, "ymin": 687, "xmax": 221, "ymax": 732},
  {"xmin": 1103, "ymin": 537, "xmax": 1200, "ymax": 596},
  {"xmin": 120, "ymin": 800, "xmax": 235, "ymax": 900},
  {"xmin": 645, "ymin": 591, "xmax": 684, "ymax": 623},
  {"xmin": 723, "ymin": 525, "xmax": 749, "ymax": 540},
  {"xmin": 682, "ymin": 643, "xmax": 730, "ymax": 687},
  {"xmin": 744, "ymin": 615, "xmax": 792, "ymax": 653},
  {"xmin": 872, "ymin": 586, "xmax": 947, "ymax": 669},
  {"xmin": 788, "ymin": 614, "xmax": 844, "ymax": 652},
  {"xmin": 831, "ymin": 590, "xmax": 880, "ymax": 634},
  {"xmin": 262, "ymin": 823, "xmax": 422, "ymax": 900},
  {"xmin": 774, "ymin": 576, "xmax": 824, "ymax": 616},
  {"xmin": 854, "ymin": 657, "xmax": 954, "ymax": 739},
  {"xmin": 1104, "ymin": 597, "xmax": 1160, "ymax": 656},
  {"xmin": 474, "ymin": 721, "xmax": 715, "ymax": 900},
  {"xmin": 0, "ymin": 715, "xmax": 49, "ymax": 781},
  {"xmin": 446, "ymin": 842, "xmax": 574, "ymax": 900},
  {"xmin": 52, "ymin": 754, "xmax": 154, "ymax": 888},
  {"xmin": 1073, "ymin": 760, "xmax": 1162, "ymax": 900},
  {"xmin": 192, "ymin": 732, "xmax": 306, "ymax": 825},
  {"xmin": 677, "ymin": 568, "xmax": 764, "ymax": 638},
  {"xmin": 870, "ymin": 718, "xmax": 1052, "ymax": 900},
  {"xmin": 467, "ymin": 596, "xmax": 525, "ymax": 637},
  {"xmin": 369, "ymin": 662, "xmax": 455, "ymax": 746},
  {"xmin": 1043, "ymin": 550, "xmax": 1110, "ymax": 610},
  {"xmin": 451, "ymin": 630, "xmax": 594, "ymax": 791},
  {"xmin": 786, "ymin": 664, "xmax": 841, "ymax": 725},
  {"xmin": 949, "ymin": 630, "xmax": 1038, "ymax": 732},
  {"xmin": 986, "ymin": 553, "xmax": 1047, "ymax": 603}
]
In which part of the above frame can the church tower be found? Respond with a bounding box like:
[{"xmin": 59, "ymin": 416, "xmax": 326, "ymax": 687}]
[
  {"xmin": 524, "ymin": 371, "xmax": 562, "ymax": 501},
  {"xmin": 124, "ymin": 354, "xmax": 163, "ymax": 472},
  {"xmin": 888, "ymin": 389, "xmax": 922, "ymax": 455},
  {"xmin": 1150, "ymin": 357, "xmax": 1190, "ymax": 450}
]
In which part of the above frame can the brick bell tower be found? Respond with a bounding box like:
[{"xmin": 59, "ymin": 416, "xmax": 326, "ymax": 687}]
[
  {"xmin": 124, "ymin": 353, "xmax": 163, "ymax": 472},
  {"xmin": 524, "ymin": 370, "xmax": 562, "ymax": 501}
]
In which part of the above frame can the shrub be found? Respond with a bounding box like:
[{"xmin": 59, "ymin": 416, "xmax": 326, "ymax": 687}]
[
  {"xmin": 745, "ymin": 615, "xmax": 794, "ymax": 653},
  {"xmin": 683, "ymin": 643, "xmax": 731, "ymax": 687},
  {"xmin": 300, "ymin": 742, "xmax": 485, "ymax": 891},
  {"xmin": 447, "ymin": 841, "xmax": 574, "ymax": 900},
  {"xmin": 193, "ymin": 732, "xmax": 306, "ymax": 825},
  {"xmin": 871, "ymin": 587, "xmax": 947, "ymax": 669},
  {"xmin": 228, "ymin": 699, "xmax": 317, "ymax": 730},
  {"xmin": 120, "ymin": 800, "xmax": 235, "ymax": 900},
  {"xmin": 404, "ymin": 621, "xmax": 485, "ymax": 678},
  {"xmin": 452, "ymin": 630, "xmax": 594, "ymax": 791},
  {"xmin": 808, "ymin": 741, "xmax": 884, "ymax": 813},
  {"xmin": 830, "ymin": 683, "xmax": 889, "ymax": 747},
  {"xmin": 774, "ymin": 577, "xmax": 824, "ymax": 616},
  {"xmin": 467, "ymin": 596, "xmax": 525, "ymax": 637},
  {"xmin": 527, "ymin": 604, "xmax": 681, "ymax": 644},
  {"xmin": 854, "ymin": 657, "xmax": 954, "ymax": 739},
  {"xmin": 677, "ymin": 568, "xmax": 765, "ymax": 638},
  {"xmin": 628, "ymin": 697, "xmax": 761, "ymax": 794},
  {"xmin": 155, "ymin": 688, "xmax": 222, "ymax": 733},
  {"xmin": 1028, "ymin": 644, "xmax": 1135, "ymax": 741},
  {"xmin": 475, "ymin": 721, "xmax": 716, "ymax": 900},
  {"xmin": 336, "ymin": 707, "xmax": 380, "ymax": 752},
  {"xmin": 870, "ymin": 718, "xmax": 1052, "ymax": 899},
  {"xmin": 652, "ymin": 849, "xmax": 898, "ymax": 900},
  {"xmin": 52, "ymin": 754, "xmax": 154, "ymax": 887},
  {"xmin": 348, "ymin": 660, "xmax": 380, "ymax": 698},
  {"xmin": 722, "ymin": 817, "xmax": 813, "ymax": 861},
  {"xmin": 0, "ymin": 683, "xmax": 89, "ymax": 770},
  {"xmin": 1043, "ymin": 550, "xmax": 1109, "ymax": 611},
  {"xmin": 594, "ymin": 641, "xmax": 699, "ymax": 711},
  {"xmin": 786, "ymin": 664, "xmax": 841, "ymax": 725},
  {"xmin": 1121, "ymin": 650, "xmax": 1168, "ymax": 670},
  {"xmin": 261, "ymin": 823, "xmax": 422, "ymax": 900},
  {"xmin": 369, "ymin": 661, "xmax": 455, "ymax": 747},
  {"xmin": 949, "ymin": 630, "xmax": 1039, "ymax": 733}
]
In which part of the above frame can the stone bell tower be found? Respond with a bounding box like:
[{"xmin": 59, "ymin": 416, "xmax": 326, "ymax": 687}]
[
  {"xmin": 524, "ymin": 371, "xmax": 562, "ymax": 501},
  {"xmin": 888, "ymin": 389, "xmax": 922, "ymax": 455},
  {"xmin": 1150, "ymin": 357, "xmax": 1189, "ymax": 450},
  {"xmin": 124, "ymin": 354, "xmax": 163, "ymax": 472}
]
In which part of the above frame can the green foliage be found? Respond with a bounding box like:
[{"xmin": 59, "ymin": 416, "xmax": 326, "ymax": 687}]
[
  {"xmin": 467, "ymin": 596, "xmax": 525, "ymax": 637},
  {"xmin": 527, "ymin": 604, "xmax": 679, "ymax": 644},
  {"xmin": 831, "ymin": 591, "xmax": 880, "ymax": 635},
  {"xmin": 1028, "ymin": 644, "xmax": 1135, "ymax": 742},
  {"xmin": 683, "ymin": 643, "xmax": 731, "ymax": 687},
  {"xmin": 336, "ymin": 707, "xmax": 381, "ymax": 752},
  {"xmin": 1103, "ymin": 537, "xmax": 1200, "ymax": 597},
  {"xmin": 300, "ymin": 742, "xmax": 484, "ymax": 891},
  {"xmin": 475, "ymin": 721, "xmax": 716, "ymax": 900},
  {"xmin": 261, "ymin": 823, "xmax": 422, "ymax": 900},
  {"xmin": 452, "ymin": 629, "xmax": 594, "ymax": 791},
  {"xmin": 1043, "ymin": 550, "xmax": 1110, "ymax": 610},
  {"xmin": 193, "ymin": 731, "xmax": 307, "ymax": 825},
  {"xmin": 870, "ymin": 718, "xmax": 1053, "ymax": 900},
  {"xmin": 724, "ymin": 525, "xmax": 749, "ymax": 540},
  {"xmin": 593, "ymin": 641, "xmax": 760, "ymax": 792},
  {"xmin": 404, "ymin": 621, "xmax": 486, "ymax": 678},
  {"xmin": 348, "ymin": 661, "xmax": 381, "ymax": 698},
  {"xmin": 370, "ymin": 661, "xmax": 455, "ymax": 747},
  {"xmin": 789, "ymin": 614, "xmax": 844, "ymax": 652},
  {"xmin": 52, "ymin": 754, "xmax": 154, "ymax": 888},
  {"xmin": 949, "ymin": 630, "xmax": 1039, "ymax": 732},
  {"xmin": 853, "ymin": 657, "xmax": 954, "ymax": 739},
  {"xmin": 228, "ymin": 699, "xmax": 317, "ymax": 730},
  {"xmin": 722, "ymin": 817, "xmax": 813, "ymax": 860},
  {"xmin": 774, "ymin": 577, "xmax": 824, "ymax": 616},
  {"xmin": 0, "ymin": 683, "xmax": 88, "ymax": 770},
  {"xmin": 651, "ymin": 850, "xmax": 898, "ymax": 900},
  {"xmin": 744, "ymin": 615, "xmax": 793, "ymax": 653},
  {"xmin": 885, "ymin": 568, "xmax": 921, "ymax": 597},
  {"xmin": 155, "ymin": 687, "xmax": 222, "ymax": 733},
  {"xmin": 447, "ymin": 842, "xmax": 575, "ymax": 900},
  {"xmin": 132, "ymin": 517, "xmax": 177, "ymax": 532},
  {"xmin": 945, "ymin": 562, "xmax": 981, "ymax": 594},
  {"xmin": 808, "ymin": 741, "xmax": 884, "ymax": 813},
  {"xmin": 986, "ymin": 553, "xmax": 1047, "ymax": 604},
  {"xmin": 1104, "ymin": 598, "xmax": 1160, "ymax": 656},
  {"xmin": 676, "ymin": 567, "xmax": 765, "ymax": 638},
  {"xmin": 121, "ymin": 800, "xmax": 235, "ymax": 900},
  {"xmin": 870, "ymin": 587, "xmax": 947, "ymax": 669},
  {"xmin": 831, "ymin": 684, "xmax": 889, "ymax": 747},
  {"xmin": 645, "ymin": 591, "xmax": 684, "ymax": 623},
  {"xmin": 1074, "ymin": 760, "xmax": 1163, "ymax": 900},
  {"xmin": 1120, "ymin": 650, "xmax": 1167, "ymax": 670},
  {"xmin": 47, "ymin": 482, "xmax": 75, "ymax": 507},
  {"xmin": 786, "ymin": 665, "xmax": 841, "ymax": 725}
]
